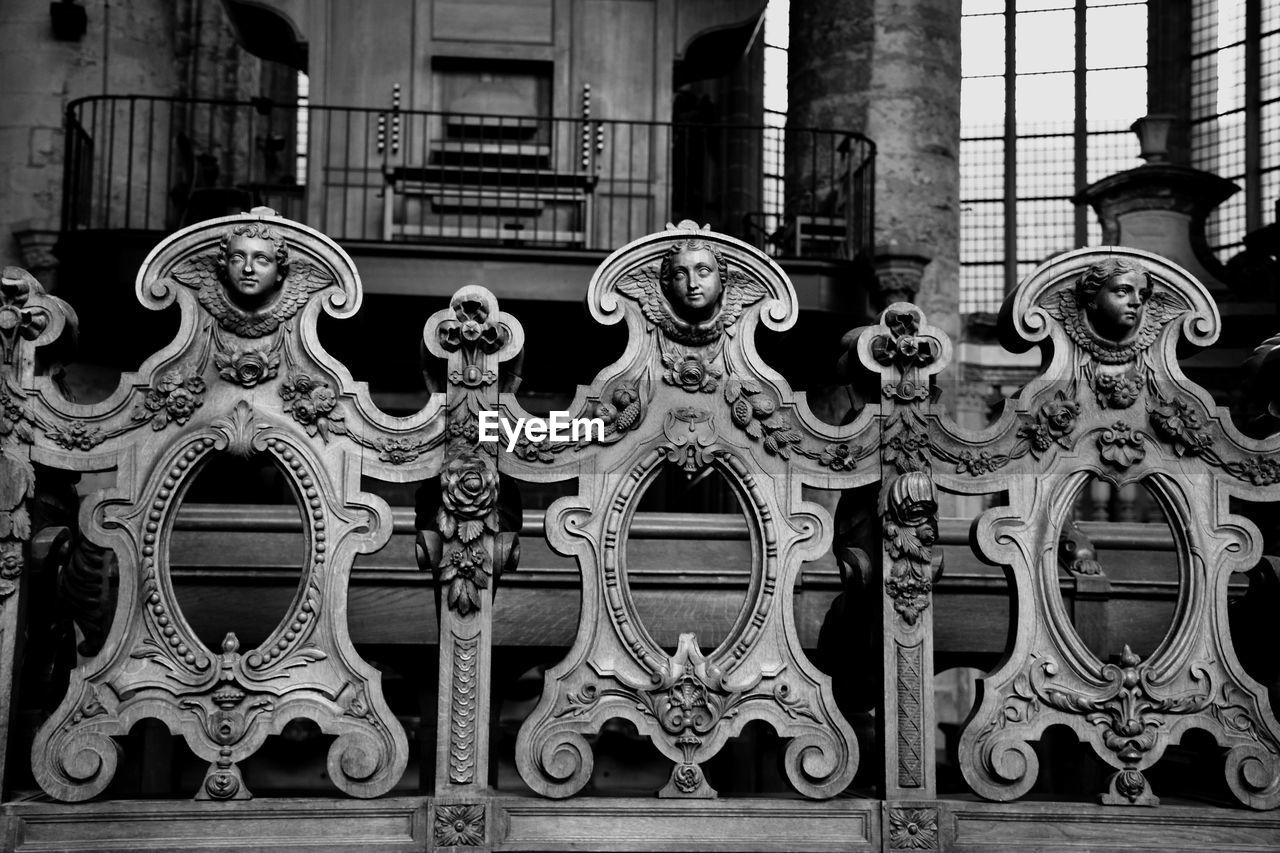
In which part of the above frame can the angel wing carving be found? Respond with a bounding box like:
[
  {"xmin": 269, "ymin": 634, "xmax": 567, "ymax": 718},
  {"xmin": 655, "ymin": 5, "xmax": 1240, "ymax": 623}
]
[
  {"xmin": 615, "ymin": 266, "xmax": 679, "ymax": 336},
  {"xmin": 169, "ymin": 251, "xmax": 333, "ymax": 338},
  {"xmin": 720, "ymin": 270, "xmax": 770, "ymax": 336}
]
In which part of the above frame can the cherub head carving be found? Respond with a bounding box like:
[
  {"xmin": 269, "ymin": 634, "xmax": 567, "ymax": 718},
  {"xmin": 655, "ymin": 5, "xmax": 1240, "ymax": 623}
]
[
  {"xmin": 1076, "ymin": 258, "xmax": 1152, "ymax": 343},
  {"xmin": 218, "ymin": 222, "xmax": 289, "ymax": 313},
  {"xmin": 615, "ymin": 229, "xmax": 768, "ymax": 347},
  {"xmin": 169, "ymin": 218, "xmax": 332, "ymax": 338},
  {"xmin": 659, "ymin": 238, "xmax": 728, "ymax": 324},
  {"xmin": 1046, "ymin": 255, "xmax": 1186, "ymax": 365}
]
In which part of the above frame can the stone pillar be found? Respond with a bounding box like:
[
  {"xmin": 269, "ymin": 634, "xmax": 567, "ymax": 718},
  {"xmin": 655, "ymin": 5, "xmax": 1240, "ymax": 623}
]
[{"xmin": 789, "ymin": 0, "xmax": 962, "ymax": 343}]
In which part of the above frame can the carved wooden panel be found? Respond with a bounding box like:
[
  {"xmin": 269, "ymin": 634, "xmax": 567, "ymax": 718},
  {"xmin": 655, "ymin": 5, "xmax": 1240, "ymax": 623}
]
[
  {"xmin": 505, "ymin": 221, "xmax": 880, "ymax": 799},
  {"xmin": 921, "ymin": 248, "xmax": 1280, "ymax": 809},
  {"xmin": 20, "ymin": 210, "xmax": 453, "ymax": 801},
  {"xmin": 0, "ymin": 266, "xmax": 76, "ymax": 794}
]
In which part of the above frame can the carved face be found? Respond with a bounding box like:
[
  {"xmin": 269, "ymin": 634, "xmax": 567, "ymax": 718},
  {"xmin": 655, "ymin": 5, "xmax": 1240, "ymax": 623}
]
[
  {"xmin": 666, "ymin": 247, "xmax": 724, "ymax": 323},
  {"xmin": 224, "ymin": 234, "xmax": 282, "ymax": 311},
  {"xmin": 1087, "ymin": 271, "xmax": 1147, "ymax": 341}
]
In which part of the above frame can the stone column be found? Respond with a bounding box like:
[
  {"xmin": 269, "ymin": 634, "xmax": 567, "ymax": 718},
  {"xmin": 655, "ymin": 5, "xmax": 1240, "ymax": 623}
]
[{"xmin": 789, "ymin": 0, "xmax": 962, "ymax": 344}]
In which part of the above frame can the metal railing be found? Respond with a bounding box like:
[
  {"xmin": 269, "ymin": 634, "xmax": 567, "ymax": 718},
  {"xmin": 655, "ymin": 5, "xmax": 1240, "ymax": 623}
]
[{"xmin": 62, "ymin": 95, "xmax": 874, "ymax": 259}]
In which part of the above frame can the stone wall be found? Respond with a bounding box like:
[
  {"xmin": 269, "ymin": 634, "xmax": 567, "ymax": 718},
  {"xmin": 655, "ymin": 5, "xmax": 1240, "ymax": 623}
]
[{"xmin": 0, "ymin": 0, "xmax": 263, "ymax": 283}]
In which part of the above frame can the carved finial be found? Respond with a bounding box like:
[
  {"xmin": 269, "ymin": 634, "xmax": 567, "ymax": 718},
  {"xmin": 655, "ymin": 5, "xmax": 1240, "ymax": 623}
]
[
  {"xmin": 665, "ymin": 220, "xmax": 711, "ymax": 233},
  {"xmin": 1119, "ymin": 644, "xmax": 1141, "ymax": 669},
  {"xmin": 250, "ymin": 206, "xmax": 280, "ymax": 217},
  {"xmin": 222, "ymin": 632, "xmax": 240, "ymax": 654}
]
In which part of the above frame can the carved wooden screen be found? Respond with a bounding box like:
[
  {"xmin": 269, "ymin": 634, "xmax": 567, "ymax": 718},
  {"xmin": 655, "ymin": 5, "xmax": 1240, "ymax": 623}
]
[
  {"xmin": 498, "ymin": 220, "xmax": 902, "ymax": 800},
  {"xmin": 11, "ymin": 210, "xmax": 459, "ymax": 801},
  {"xmin": 920, "ymin": 247, "xmax": 1280, "ymax": 810}
]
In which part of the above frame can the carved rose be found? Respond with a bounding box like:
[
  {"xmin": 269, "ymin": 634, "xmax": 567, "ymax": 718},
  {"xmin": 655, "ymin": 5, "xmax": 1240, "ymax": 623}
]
[
  {"xmin": 888, "ymin": 808, "xmax": 938, "ymax": 850},
  {"xmin": 1149, "ymin": 396, "xmax": 1211, "ymax": 456},
  {"xmin": 215, "ymin": 347, "xmax": 279, "ymax": 388},
  {"xmin": 155, "ymin": 369, "xmax": 183, "ymax": 395},
  {"xmin": 1042, "ymin": 397, "xmax": 1079, "ymax": 436},
  {"xmin": 165, "ymin": 387, "xmax": 199, "ymax": 423},
  {"xmin": 441, "ymin": 453, "xmax": 498, "ymax": 521},
  {"xmin": 819, "ymin": 442, "xmax": 859, "ymax": 472},
  {"xmin": 1017, "ymin": 393, "xmax": 1078, "ymax": 457},
  {"xmin": 132, "ymin": 368, "xmax": 206, "ymax": 431},
  {"xmin": 280, "ymin": 373, "xmax": 345, "ymax": 440},
  {"xmin": 665, "ymin": 354, "xmax": 718, "ymax": 393},
  {"xmin": 434, "ymin": 804, "xmax": 485, "ymax": 847}
]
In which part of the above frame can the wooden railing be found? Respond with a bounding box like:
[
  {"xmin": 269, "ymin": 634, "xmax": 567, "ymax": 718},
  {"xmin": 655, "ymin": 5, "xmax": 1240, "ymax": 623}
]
[{"xmin": 0, "ymin": 217, "xmax": 1278, "ymax": 851}]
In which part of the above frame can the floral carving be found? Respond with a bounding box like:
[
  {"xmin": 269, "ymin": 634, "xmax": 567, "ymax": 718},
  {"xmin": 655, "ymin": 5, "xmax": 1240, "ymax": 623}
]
[
  {"xmin": 1093, "ymin": 368, "xmax": 1144, "ymax": 409},
  {"xmin": 47, "ymin": 422, "xmax": 105, "ymax": 451},
  {"xmin": 954, "ymin": 449, "xmax": 1005, "ymax": 476},
  {"xmin": 437, "ymin": 297, "xmax": 506, "ymax": 354},
  {"xmin": 436, "ymin": 453, "xmax": 500, "ymax": 615},
  {"xmin": 663, "ymin": 351, "xmax": 720, "ymax": 393},
  {"xmin": 434, "ymin": 803, "xmax": 485, "ymax": 847},
  {"xmin": 0, "ymin": 547, "xmax": 23, "ymax": 600},
  {"xmin": 888, "ymin": 807, "xmax": 938, "ymax": 850},
  {"xmin": 1016, "ymin": 392, "xmax": 1079, "ymax": 458},
  {"xmin": 818, "ymin": 442, "xmax": 863, "ymax": 472},
  {"xmin": 1223, "ymin": 455, "xmax": 1280, "ymax": 486},
  {"xmin": 1097, "ymin": 422, "xmax": 1146, "ymax": 469},
  {"xmin": 0, "ymin": 383, "xmax": 34, "ymax": 444},
  {"xmin": 377, "ymin": 436, "xmax": 431, "ymax": 465},
  {"xmin": 440, "ymin": 545, "xmax": 491, "ymax": 615},
  {"xmin": 131, "ymin": 369, "xmax": 207, "ymax": 431},
  {"xmin": 215, "ymin": 343, "xmax": 280, "ymax": 388},
  {"xmin": 882, "ymin": 471, "xmax": 939, "ymax": 625},
  {"xmin": 279, "ymin": 373, "xmax": 345, "ymax": 441},
  {"xmin": 1148, "ymin": 396, "xmax": 1212, "ymax": 457}
]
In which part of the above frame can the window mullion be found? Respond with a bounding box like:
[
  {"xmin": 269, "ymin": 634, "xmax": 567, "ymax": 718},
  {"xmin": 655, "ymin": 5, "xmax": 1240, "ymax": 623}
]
[
  {"xmin": 1004, "ymin": 0, "xmax": 1018, "ymax": 296},
  {"xmin": 1074, "ymin": 0, "xmax": 1089, "ymax": 246}
]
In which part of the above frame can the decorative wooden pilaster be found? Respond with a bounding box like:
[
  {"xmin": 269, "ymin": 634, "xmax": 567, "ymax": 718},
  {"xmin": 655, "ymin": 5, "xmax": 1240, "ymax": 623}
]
[
  {"xmin": 422, "ymin": 288, "xmax": 523, "ymax": 847},
  {"xmin": 0, "ymin": 267, "xmax": 74, "ymax": 796},
  {"xmin": 858, "ymin": 302, "xmax": 951, "ymax": 802}
]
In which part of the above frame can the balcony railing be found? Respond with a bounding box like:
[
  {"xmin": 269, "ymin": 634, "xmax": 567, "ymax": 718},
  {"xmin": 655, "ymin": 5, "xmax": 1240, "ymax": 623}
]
[{"xmin": 61, "ymin": 95, "xmax": 874, "ymax": 259}]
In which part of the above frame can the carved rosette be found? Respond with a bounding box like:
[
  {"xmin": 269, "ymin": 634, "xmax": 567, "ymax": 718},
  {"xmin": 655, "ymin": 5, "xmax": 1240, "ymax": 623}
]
[
  {"xmin": 955, "ymin": 248, "xmax": 1280, "ymax": 810},
  {"xmin": 27, "ymin": 214, "xmax": 412, "ymax": 802},
  {"xmin": 434, "ymin": 803, "xmax": 485, "ymax": 847}
]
